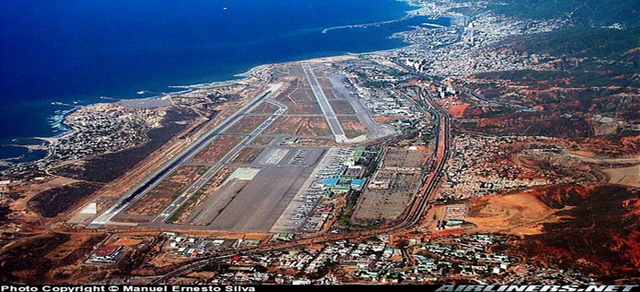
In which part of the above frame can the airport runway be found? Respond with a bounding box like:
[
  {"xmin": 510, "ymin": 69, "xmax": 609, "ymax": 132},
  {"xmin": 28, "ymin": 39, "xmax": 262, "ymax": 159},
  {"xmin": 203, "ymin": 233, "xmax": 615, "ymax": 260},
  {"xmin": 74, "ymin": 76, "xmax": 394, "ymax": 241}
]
[
  {"xmin": 301, "ymin": 63, "xmax": 348, "ymax": 143},
  {"xmin": 328, "ymin": 73, "xmax": 395, "ymax": 139},
  {"xmin": 151, "ymin": 95, "xmax": 289, "ymax": 224},
  {"xmin": 87, "ymin": 84, "xmax": 284, "ymax": 228}
]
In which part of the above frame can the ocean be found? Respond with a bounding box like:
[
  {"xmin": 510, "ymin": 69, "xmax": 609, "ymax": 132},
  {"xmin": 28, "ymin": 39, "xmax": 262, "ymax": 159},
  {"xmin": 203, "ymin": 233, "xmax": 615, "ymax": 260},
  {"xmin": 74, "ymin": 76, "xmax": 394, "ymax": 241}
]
[{"xmin": 0, "ymin": 0, "xmax": 441, "ymax": 162}]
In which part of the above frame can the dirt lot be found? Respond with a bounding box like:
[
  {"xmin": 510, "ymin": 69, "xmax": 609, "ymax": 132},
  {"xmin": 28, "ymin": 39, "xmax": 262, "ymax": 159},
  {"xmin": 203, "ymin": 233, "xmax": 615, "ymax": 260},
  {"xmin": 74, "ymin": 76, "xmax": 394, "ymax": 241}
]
[
  {"xmin": 125, "ymin": 165, "xmax": 207, "ymax": 216},
  {"xmin": 191, "ymin": 135, "xmax": 245, "ymax": 163},
  {"xmin": 250, "ymin": 136, "xmax": 275, "ymax": 146},
  {"xmin": 272, "ymin": 79, "xmax": 315, "ymax": 103},
  {"xmin": 566, "ymin": 151, "xmax": 640, "ymax": 187},
  {"xmin": 288, "ymin": 87, "xmax": 316, "ymax": 103},
  {"xmin": 321, "ymin": 87, "xmax": 337, "ymax": 100},
  {"xmin": 264, "ymin": 116, "xmax": 332, "ymax": 137},
  {"xmin": 281, "ymin": 102, "xmax": 322, "ymax": 115},
  {"xmin": 112, "ymin": 238, "xmax": 143, "ymax": 246},
  {"xmin": 463, "ymin": 193, "xmax": 561, "ymax": 235},
  {"xmin": 485, "ymin": 184, "xmax": 640, "ymax": 279},
  {"xmin": 382, "ymin": 149, "xmax": 428, "ymax": 168},
  {"xmin": 249, "ymin": 102, "xmax": 279, "ymax": 114},
  {"xmin": 338, "ymin": 116, "xmax": 366, "ymax": 139},
  {"xmin": 439, "ymin": 97, "xmax": 470, "ymax": 118},
  {"xmin": 231, "ymin": 147, "xmax": 265, "ymax": 164},
  {"xmin": 604, "ymin": 165, "xmax": 640, "ymax": 187},
  {"xmin": 316, "ymin": 77, "xmax": 334, "ymax": 91},
  {"xmin": 168, "ymin": 166, "xmax": 236, "ymax": 225},
  {"xmin": 224, "ymin": 116, "xmax": 269, "ymax": 134},
  {"xmin": 330, "ymin": 100, "xmax": 356, "ymax": 114}
]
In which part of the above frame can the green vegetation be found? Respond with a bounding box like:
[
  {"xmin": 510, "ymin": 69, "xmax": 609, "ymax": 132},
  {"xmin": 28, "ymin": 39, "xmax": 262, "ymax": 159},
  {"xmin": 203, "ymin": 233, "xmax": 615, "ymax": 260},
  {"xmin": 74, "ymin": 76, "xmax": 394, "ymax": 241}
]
[
  {"xmin": 471, "ymin": 26, "xmax": 638, "ymax": 118},
  {"xmin": 166, "ymin": 190, "xmax": 204, "ymax": 224},
  {"xmin": 29, "ymin": 182, "xmax": 103, "ymax": 218},
  {"xmin": 0, "ymin": 205, "xmax": 11, "ymax": 223},
  {"xmin": 362, "ymin": 149, "xmax": 382, "ymax": 178},
  {"xmin": 336, "ymin": 191, "xmax": 379, "ymax": 231},
  {"xmin": 51, "ymin": 108, "xmax": 198, "ymax": 183},
  {"xmin": 486, "ymin": 26, "xmax": 639, "ymax": 88},
  {"xmin": 487, "ymin": 0, "xmax": 640, "ymax": 28},
  {"xmin": 519, "ymin": 27, "xmax": 640, "ymax": 61},
  {"xmin": 0, "ymin": 233, "xmax": 70, "ymax": 283},
  {"xmin": 166, "ymin": 201, "xmax": 190, "ymax": 224}
]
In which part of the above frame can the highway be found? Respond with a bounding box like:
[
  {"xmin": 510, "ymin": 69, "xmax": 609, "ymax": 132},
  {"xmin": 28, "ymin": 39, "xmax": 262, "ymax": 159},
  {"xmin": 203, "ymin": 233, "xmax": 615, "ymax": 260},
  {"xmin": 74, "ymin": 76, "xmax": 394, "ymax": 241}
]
[
  {"xmin": 148, "ymin": 84, "xmax": 453, "ymax": 284},
  {"xmin": 301, "ymin": 63, "xmax": 348, "ymax": 143},
  {"xmin": 394, "ymin": 87, "xmax": 451, "ymax": 227},
  {"xmin": 88, "ymin": 84, "xmax": 283, "ymax": 228}
]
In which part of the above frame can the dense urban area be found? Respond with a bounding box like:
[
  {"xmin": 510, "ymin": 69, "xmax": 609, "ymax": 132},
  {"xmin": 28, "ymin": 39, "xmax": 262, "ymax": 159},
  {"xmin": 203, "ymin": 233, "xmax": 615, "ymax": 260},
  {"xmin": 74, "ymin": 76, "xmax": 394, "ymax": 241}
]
[{"xmin": 0, "ymin": 0, "xmax": 638, "ymax": 286}]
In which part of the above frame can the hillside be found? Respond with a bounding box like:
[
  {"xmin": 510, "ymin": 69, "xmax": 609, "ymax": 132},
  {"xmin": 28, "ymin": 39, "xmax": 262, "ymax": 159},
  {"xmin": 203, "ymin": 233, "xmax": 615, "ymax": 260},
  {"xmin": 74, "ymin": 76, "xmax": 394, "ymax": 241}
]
[
  {"xmin": 466, "ymin": 184, "xmax": 640, "ymax": 279},
  {"xmin": 462, "ymin": 26, "xmax": 639, "ymax": 143},
  {"xmin": 487, "ymin": 0, "xmax": 640, "ymax": 28}
]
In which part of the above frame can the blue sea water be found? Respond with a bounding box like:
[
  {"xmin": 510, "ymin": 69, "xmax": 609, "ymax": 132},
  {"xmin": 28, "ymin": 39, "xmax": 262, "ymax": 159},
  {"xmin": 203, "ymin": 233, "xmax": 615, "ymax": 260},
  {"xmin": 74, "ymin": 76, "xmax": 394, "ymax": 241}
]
[{"xmin": 0, "ymin": 0, "xmax": 439, "ymax": 160}]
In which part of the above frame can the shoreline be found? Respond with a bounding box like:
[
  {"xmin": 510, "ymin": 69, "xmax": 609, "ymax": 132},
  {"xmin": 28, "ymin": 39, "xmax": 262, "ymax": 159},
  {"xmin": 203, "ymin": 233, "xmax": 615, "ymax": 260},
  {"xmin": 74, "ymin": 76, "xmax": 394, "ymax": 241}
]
[
  {"xmin": 0, "ymin": 0, "xmax": 435, "ymax": 170},
  {"xmin": 319, "ymin": 0, "xmax": 428, "ymax": 34}
]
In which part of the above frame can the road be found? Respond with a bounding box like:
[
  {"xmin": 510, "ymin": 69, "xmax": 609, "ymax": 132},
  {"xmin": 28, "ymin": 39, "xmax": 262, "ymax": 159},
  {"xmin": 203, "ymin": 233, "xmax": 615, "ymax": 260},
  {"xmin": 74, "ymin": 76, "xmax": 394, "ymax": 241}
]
[
  {"xmin": 395, "ymin": 87, "xmax": 451, "ymax": 226},
  {"xmin": 149, "ymin": 84, "xmax": 453, "ymax": 284},
  {"xmin": 301, "ymin": 63, "xmax": 348, "ymax": 143},
  {"xmin": 88, "ymin": 85, "xmax": 283, "ymax": 228}
]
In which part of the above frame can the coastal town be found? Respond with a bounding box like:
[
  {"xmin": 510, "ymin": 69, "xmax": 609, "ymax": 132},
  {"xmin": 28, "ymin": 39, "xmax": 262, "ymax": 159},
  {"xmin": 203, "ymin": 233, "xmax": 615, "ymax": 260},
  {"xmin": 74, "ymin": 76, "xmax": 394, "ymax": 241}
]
[
  {"xmin": 73, "ymin": 231, "xmax": 598, "ymax": 285},
  {"xmin": 159, "ymin": 232, "xmax": 515, "ymax": 284},
  {"xmin": 0, "ymin": 0, "xmax": 638, "ymax": 286}
]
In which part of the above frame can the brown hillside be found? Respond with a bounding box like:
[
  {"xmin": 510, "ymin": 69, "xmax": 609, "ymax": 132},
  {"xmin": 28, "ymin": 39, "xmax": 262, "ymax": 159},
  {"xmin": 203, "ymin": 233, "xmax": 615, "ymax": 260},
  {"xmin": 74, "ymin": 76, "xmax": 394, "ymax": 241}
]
[{"xmin": 510, "ymin": 184, "xmax": 639, "ymax": 279}]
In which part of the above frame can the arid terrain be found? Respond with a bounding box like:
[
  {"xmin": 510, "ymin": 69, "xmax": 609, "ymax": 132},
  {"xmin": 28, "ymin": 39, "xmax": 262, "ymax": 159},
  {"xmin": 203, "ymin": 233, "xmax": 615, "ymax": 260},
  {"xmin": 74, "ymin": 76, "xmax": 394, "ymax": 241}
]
[
  {"xmin": 500, "ymin": 185, "xmax": 639, "ymax": 279},
  {"xmin": 0, "ymin": 0, "xmax": 638, "ymax": 285}
]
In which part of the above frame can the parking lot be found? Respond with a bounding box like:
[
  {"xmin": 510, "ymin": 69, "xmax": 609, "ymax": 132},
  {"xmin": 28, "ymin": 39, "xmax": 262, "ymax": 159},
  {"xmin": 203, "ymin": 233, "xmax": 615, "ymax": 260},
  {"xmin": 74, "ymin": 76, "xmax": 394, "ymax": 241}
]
[{"xmin": 271, "ymin": 147, "xmax": 354, "ymax": 233}]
